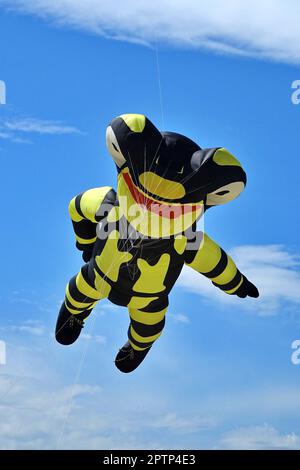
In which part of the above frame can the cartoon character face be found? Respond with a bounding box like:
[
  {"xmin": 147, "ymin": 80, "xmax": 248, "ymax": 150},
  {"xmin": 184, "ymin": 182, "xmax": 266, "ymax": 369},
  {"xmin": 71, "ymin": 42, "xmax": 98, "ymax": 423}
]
[{"xmin": 106, "ymin": 114, "xmax": 246, "ymax": 237}]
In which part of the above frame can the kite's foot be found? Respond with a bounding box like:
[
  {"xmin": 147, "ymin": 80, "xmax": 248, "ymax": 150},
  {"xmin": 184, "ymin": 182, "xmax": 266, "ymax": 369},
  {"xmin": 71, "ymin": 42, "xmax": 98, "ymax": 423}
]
[
  {"xmin": 55, "ymin": 303, "xmax": 91, "ymax": 345},
  {"xmin": 114, "ymin": 341, "xmax": 152, "ymax": 373}
]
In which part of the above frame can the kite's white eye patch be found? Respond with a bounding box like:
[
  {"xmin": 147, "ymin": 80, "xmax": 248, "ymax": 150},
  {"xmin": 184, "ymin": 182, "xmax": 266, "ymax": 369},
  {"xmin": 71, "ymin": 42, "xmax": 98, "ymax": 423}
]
[
  {"xmin": 106, "ymin": 126, "xmax": 126, "ymax": 167},
  {"xmin": 206, "ymin": 182, "xmax": 245, "ymax": 205}
]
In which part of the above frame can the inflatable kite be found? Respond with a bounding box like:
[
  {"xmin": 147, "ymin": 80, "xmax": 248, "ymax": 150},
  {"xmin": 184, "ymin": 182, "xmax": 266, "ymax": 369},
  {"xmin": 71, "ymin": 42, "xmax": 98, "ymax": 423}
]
[{"xmin": 55, "ymin": 114, "xmax": 259, "ymax": 373}]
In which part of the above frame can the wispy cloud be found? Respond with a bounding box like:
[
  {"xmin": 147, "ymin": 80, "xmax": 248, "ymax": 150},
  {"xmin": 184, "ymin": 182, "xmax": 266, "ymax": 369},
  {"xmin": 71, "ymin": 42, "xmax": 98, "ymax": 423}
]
[
  {"xmin": 178, "ymin": 245, "xmax": 300, "ymax": 315},
  {"xmin": 3, "ymin": 118, "xmax": 81, "ymax": 135},
  {"xmin": 0, "ymin": 131, "xmax": 11, "ymax": 139},
  {"xmin": 2, "ymin": 328, "xmax": 300, "ymax": 449},
  {"xmin": 81, "ymin": 333, "xmax": 107, "ymax": 344},
  {"xmin": 13, "ymin": 325, "xmax": 45, "ymax": 336},
  {"xmin": 0, "ymin": 129, "xmax": 31, "ymax": 144},
  {"xmin": 1, "ymin": 320, "xmax": 45, "ymax": 336},
  {"xmin": 169, "ymin": 313, "xmax": 190, "ymax": 324},
  {"xmin": 204, "ymin": 385, "xmax": 300, "ymax": 419},
  {"xmin": 2, "ymin": 346, "xmax": 300, "ymax": 449},
  {"xmin": 0, "ymin": 352, "xmax": 215, "ymax": 449},
  {"xmin": 1, "ymin": 0, "xmax": 300, "ymax": 64},
  {"xmin": 220, "ymin": 424, "xmax": 300, "ymax": 450},
  {"xmin": 151, "ymin": 412, "xmax": 215, "ymax": 434},
  {"xmin": 0, "ymin": 117, "xmax": 82, "ymax": 143},
  {"xmin": 0, "ymin": 374, "xmax": 105, "ymax": 450}
]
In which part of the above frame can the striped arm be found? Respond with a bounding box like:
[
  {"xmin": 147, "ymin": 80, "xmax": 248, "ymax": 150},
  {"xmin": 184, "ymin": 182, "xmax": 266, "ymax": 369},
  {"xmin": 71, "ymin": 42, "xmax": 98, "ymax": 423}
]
[
  {"xmin": 68, "ymin": 186, "xmax": 115, "ymax": 251},
  {"xmin": 185, "ymin": 233, "xmax": 243, "ymax": 295}
]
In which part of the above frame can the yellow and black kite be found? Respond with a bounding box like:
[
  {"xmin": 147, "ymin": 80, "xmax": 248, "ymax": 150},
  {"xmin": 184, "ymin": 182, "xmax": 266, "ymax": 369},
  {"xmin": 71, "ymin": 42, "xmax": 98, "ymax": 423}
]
[{"xmin": 55, "ymin": 114, "xmax": 259, "ymax": 373}]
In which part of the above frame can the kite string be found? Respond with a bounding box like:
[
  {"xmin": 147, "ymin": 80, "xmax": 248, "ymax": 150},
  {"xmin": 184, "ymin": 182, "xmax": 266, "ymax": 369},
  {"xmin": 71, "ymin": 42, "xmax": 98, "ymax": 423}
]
[
  {"xmin": 56, "ymin": 312, "xmax": 97, "ymax": 449},
  {"xmin": 58, "ymin": 40, "xmax": 167, "ymax": 449},
  {"xmin": 56, "ymin": 225, "xmax": 155, "ymax": 449},
  {"xmin": 56, "ymin": 246, "xmax": 132, "ymax": 449},
  {"xmin": 141, "ymin": 41, "xmax": 166, "ymax": 201},
  {"xmin": 155, "ymin": 42, "xmax": 165, "ymax": 131}
]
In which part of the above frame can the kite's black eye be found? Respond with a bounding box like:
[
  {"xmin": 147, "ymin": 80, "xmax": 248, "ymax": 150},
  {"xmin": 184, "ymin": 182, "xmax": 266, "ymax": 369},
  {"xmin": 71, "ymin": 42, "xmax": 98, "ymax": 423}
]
[
  {"xmin": 112, "ymin": 143, "xmax": 119, "ymax": 152},
  {"xmin": 216, "ymin": 190, "xmax": 230, "ymax": 196}
]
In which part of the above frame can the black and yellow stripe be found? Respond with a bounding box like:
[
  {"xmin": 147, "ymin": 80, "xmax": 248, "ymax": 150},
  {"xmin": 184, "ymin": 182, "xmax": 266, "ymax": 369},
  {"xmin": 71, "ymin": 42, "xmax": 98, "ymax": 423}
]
[
  {"xmin": 64, "ymin": 265, "xmax": 105, "ymax": 316},
  {"xmin": 186, "ymin": 233, "xmax": 243, "ymax": 294},
  {"xmin": 128, "ymin": 306, "xmax": 167, "ymax": 351},
  {"xmin": 68, "ymin": 186, "xmax": 115, "ymax": 251}
]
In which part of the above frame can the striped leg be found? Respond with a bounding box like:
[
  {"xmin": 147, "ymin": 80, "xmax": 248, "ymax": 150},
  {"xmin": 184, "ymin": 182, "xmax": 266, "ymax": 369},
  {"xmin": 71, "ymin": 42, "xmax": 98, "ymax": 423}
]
[
  {"xmin": 55, "ymin": 264, "xmax": 109, "ymax": 345},
  {"xmin": 128, "ymin": 306, "xmax": 167, "ymax": 351},
  {"xmin": 64, "ymin": 265, "xmax": 103, "ymax": 317}
]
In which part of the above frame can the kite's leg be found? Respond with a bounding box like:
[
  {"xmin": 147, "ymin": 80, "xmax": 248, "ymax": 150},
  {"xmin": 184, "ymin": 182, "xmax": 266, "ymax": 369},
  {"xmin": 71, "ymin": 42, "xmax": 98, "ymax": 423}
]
[
  {"xmin": 115, "ymin": 303, "xmax": 167, "ymax": 373},
  {"xmin": 55, "ymin": 264, "xmax": 110, "ymax": 345}
]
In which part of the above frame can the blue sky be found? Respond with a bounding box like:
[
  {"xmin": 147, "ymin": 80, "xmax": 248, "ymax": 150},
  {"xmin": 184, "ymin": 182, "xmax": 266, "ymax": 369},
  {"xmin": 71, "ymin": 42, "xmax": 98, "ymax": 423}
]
[{"xmin": 1, "ymin": 1, "xmax": 300, "ymax": 450}]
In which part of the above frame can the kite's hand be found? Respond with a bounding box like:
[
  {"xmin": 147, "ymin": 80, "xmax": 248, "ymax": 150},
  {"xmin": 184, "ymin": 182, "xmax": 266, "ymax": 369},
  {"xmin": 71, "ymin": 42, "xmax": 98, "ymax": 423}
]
[
  {"xmin": 233, "ymin": 277, "xmax": 259, "ymax": 298},
  {"xmin": 75, "ymin": 241, "xmax": 94, "ymax": 262},
  {"xmin": 82, "ymin": 250, "xmax": 93, "ymax": 263}
]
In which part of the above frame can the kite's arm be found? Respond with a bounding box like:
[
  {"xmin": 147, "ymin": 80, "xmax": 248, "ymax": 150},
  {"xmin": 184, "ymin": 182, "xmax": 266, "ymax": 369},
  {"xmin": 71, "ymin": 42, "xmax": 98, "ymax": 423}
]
[
  {"xmin": 68, "ymin": 186, "xmax": 115, "ymax": 259},
  {"xmin": 185, "ymin": 232, "xmax": 259, "ymax": 298}
]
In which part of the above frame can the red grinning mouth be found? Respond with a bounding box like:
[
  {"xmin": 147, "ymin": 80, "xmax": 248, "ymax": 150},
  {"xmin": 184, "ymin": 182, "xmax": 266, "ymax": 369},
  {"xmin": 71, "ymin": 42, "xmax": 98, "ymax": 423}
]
[{"xmin": 122, "ymin": 172, "xmax": 200, "ymax": 219}]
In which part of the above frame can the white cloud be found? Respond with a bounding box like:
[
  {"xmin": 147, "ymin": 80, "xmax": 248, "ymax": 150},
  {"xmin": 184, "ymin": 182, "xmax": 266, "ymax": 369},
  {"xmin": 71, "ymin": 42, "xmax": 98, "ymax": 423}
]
[
  {"xmin": 204, "ymin": 386, "xmax": 300, "ymax": 420},
  {"xmin": 169, "ymin": 313, "xmax": 190, "ymax": 324},
  {"xmin": 1, "ymin": 332, "xmax": 300, "ymax": 450},
  {"xmin": 0, "ymin": 130, "xmax": 31, "ymax": 144},
  {"xmin": 0, "ymin": 117, "xmax": 81, "ymax": 144},
  {"xmin": 1, "ymin": 0, "xmax": 300, "ymax": 63},
  {"xmin": 0, "ymin": 374, "xmax": 104, "ymax": 450},
  {"xmin": 81, "ymin": 333, "xmax": 107, "ymax": 344},
  {"xmin": 152, "ymin": 412, "xmax": 215, "ymax": 434},
  {"xmin": 178, "ymin": 244, "xmax": 300, "ymax": 315},
  {"xmin": 0, "ymin": 131, "xmax": 11, "ymax": 139},
  {"xmin": 220, "ymin": 424, "xmax": 300, "ymax": 450},
  {"xmin": 3, "ymin": 118, "xmax": 81, "ymax": 135},
  {"xmin": 1, "ymin": 320, "xmax": 45, "ymax": 336},
  {"xmin": 0, "ymin": 372, "xmax": 214, "ymax": 449},
  {"xmin": 13, "ymin": 325, "xmax": 45, "ymax": 336},
  {"xmin": 0, "ymin": 343, "xmax": 216, "ymax": 449}
]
